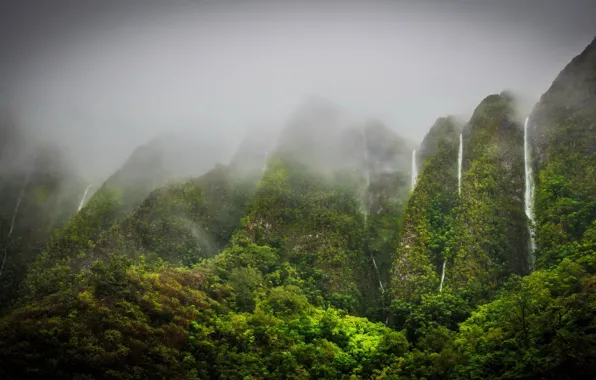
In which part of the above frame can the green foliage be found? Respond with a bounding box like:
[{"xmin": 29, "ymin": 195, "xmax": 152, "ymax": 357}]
[
  {"xmin": 187, "ymin": 289, "xmax": 404, "ymax": 380},
  {"xmin": 530, "ymin": 37, "xmax": 596, "ymax": 270},
  {"xmin": 22, "ymin": 165, "xmax": 253, "ymax": 302},
  {"xmin": 0, "ymin": 149, "xmax": 84, "ymax": 309},
  {"xmin": 449, "ymin": 94, "xmax": 529, "ymax": 299},
  {"xmin": 4, "ymin": 42, "xmax": 596, "ymax": 378},
  {"xmin": 453, "ymin": 258, "xmax": 596, "ymax": 379},
  {"xmin": 533, "ymin": 115, "xmax": 596, "ymax": 269},
  {"xmin": 241, "ymin": 156, "xmax": 368, "ymax": 314},
  {"xmin": 0, "ymin": 257, "xmax": 216, "ymax": 379},
  {"xmin": 392, "ymin": 117, "xmax": 461, "ymax": 302}
]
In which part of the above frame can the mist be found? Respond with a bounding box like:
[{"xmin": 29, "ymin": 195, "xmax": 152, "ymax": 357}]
[{"xmin": 1, "ymin": 0, "xmax": 595, "ymax": 182}]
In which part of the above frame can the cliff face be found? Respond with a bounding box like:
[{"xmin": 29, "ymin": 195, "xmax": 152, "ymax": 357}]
[
  {"xmin": 361, "ymin": 120, "xmax": 413, "ymax": 318},
  {"xmin": 530, "ymin": 37, "xmax": 596, "ymax": 165},
  {"xmin": 392, "ymin": 93, "xmax": 528, "ymax": 308},
  {"xmin": 450, "ymin": 94, "xmax": 528, "ymax": 297},
  {"xmin": 0, "ymin": 120, "xmax": 84, "ymax": 308},
  {"xmin": 97, "ymin": 164, "xmax": 253, "ymax": 266},
  {"xmin": 529, "ymin": 37, "xmax": 596, "ymax": 269},
  {"xmin": 391, "ymin": 116, "xmax": 461, "ymax": 301},
  {"xmin": 35, "ymin": 134, "xmax": 227, "ymax": 265}
]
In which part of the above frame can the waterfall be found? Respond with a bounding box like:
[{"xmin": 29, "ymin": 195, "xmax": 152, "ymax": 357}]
[
  {"xmin": 411, "ymin": 149, "xmax": 417, "ymax": 191},
  {"xmin": 0, "ymin": 172, "xmax": 31, "ymax": 278},
  {"xmin": 371, "ymin": 256, "xmax": 385, "ymax": 293},
  {"xmin": 77, "ymin": 184, "xmax": 93, "ymax": 212},
  {"xmin": 439, "ymin": 259, "xmax": 446, "ymax": 292},
  {"xmin": 458, "ymin": 134, "xmax": 463, "ymax": 195},
  {"xmin": 361, "ymin": 127, "xmax": 384, "ymax": 294},
  {"xmin": 524, "ymin": 117, "xmax": 536, "ymax": 268}
]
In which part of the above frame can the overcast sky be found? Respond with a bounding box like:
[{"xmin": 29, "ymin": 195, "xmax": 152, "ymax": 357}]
[{"xmin": 1, "ymin": 0, "xmax": 595, "ymax": 180}]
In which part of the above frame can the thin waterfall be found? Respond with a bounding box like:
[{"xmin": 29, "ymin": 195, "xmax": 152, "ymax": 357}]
[
  {"xmin": 371, "ymin": 256, "xmax": 385, "ymax": 293},
  {"xmin": 361, "ymin": 127, "xmax": 384, "ymax": 294},
  {"xmin": 524, "ymin": 117, "xmax": 536, "ymax": 268},
  {"xmin": 77, "ymin": 184, "xmax": 93, "ymax": 212},
  {"xmin": 411, "ymin": 149, "xmax": 417, "ymax": 191},
  {"xmin": 458, "ymin": 134, "xmax": 463, "ymax": 195},
  {"xmin": 439, "ymin": 259, "xmax": 446, "ymax": 292},
  {"xmin": 0, "ymin": 171, "xmax": 31, "ymax": 278}
]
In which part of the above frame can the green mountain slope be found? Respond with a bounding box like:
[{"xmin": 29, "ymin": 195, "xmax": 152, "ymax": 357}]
[
  {"xmin": 530, "ymin": 37, "xmax": 596, "ymax": 269},
  {"xmin": 0, "ymin": 118, "xmax": 86, "ymax": 308},
  {"xmin": 450, "ymin": 93, "xmax": 529, "ymax": 298},
  {"xmin": 392, "ymin": 117, "xmax": 461, "ymax": 301},
  {"xmin": 0, "ymin": 38, "xmax": 596, "ymax": 380}
]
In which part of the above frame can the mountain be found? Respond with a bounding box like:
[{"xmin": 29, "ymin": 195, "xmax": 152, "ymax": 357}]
[
  {"xmin": 0, "ymin": 117, "xmax": 85, "ymax": 307},
  {"xmin": 21, "ymin": 132, "xmax": 231, "ymax": 299},
  {"xmin": 229, "ymin": 125, "xmax": 279, "ymax": 179},
  {"xmin": 451, "ymin": 92, "xmax": 529, "ymax": 294},
  {"xmin": 529, "ymin": 37, "xmax": 596, "ymax": 269},
  {"xmin": 1, "ymin": 39, "xmax": 596, "ymax": 379},
  {"xmin": 392, "ymin": 116, "xmax": 462, "ymax": 302}
]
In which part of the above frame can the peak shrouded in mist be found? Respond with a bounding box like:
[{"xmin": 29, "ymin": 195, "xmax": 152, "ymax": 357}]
[
  {"xmin": 1, "ymin": 0, "xmax": 596, "ymax": 185},
  {"xmin": 1, "ymin": 1, "xmax": 596, "ymax": 378}
]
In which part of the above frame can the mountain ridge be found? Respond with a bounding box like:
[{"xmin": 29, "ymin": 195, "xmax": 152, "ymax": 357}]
[{"xmin": 0, "ymin": 37, "xmax": 595, "ymax": 380}]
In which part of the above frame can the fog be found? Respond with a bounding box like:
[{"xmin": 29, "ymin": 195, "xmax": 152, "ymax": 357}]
[{"xmin": 1, "ymin": 0, "xmax": 595, "ymax": 182}]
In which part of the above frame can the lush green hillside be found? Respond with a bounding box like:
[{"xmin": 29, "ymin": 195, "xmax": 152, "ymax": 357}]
[
  {"xmin": 23, "ymin": 164, "xmax": 254, "ymax": 302},
  {"xmin": 1, "ymin": 39, "xmax": 596, "ymax": 379},
  {"xmin": 391, "ymin": 116, "xmax": 461, "ymax": 302},
  {"xmin": 40, "ymin": 133, "xmax": 230, "ymax": 264},
  {"xmin": 362, "ymin": 119, "xmax": 412, "ymax": 307},
  {"xmin": 530, "ymin": 37, "xmax": 596, "ymax": 269},
  {"xmin": 0, "ymin": 120, "xmax": 85, "ymax": 308},
  {"xmin": 450, "ymin": 93, "xmax": 529, "ymax": 297}
]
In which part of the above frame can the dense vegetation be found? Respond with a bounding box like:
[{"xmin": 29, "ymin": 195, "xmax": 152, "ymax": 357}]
[
  {"xmin": 1, "ymin": 38, "xmax": 596, "ymax": 379},
  {"xmin": 451, "ymin": 93, "xmax": 529, "ymax": 295},
  {"xmin": 392, "ymin": 116, "xmax": 461, "ymax": 301},
  {"xmin": 0, "ymin": 120, "xmax": 85, "ymax": 307},
  {"xmin": 530, "ymin": 38, "xmax": 596, "ymax": 270}
]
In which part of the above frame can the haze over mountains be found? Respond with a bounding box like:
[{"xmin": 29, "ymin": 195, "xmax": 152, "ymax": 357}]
[
  {"xmin": 2, "ymin": 0, "xmax": 596, "ymax": 182},
  {"xmin": 1, "ymin": 1, "xmax": 596, "ymax": 379}
]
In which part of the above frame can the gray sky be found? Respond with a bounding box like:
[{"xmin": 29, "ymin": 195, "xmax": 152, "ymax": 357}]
[{"xmin": 1, "ymin": 0, "xmax": 595, "ymax": 180}]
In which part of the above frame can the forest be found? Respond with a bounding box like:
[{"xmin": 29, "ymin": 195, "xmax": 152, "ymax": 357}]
[{"xmin": 0, "ymin": 32, "xmax": 595, "ymax": 380}]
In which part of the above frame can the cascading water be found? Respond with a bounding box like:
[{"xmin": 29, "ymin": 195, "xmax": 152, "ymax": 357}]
[
  {"xmin": 524, "ymin": 117, "xmax": 536, "ymax": 269},
  {"xmin": 77, "ymin": 184, "xmax": 93, "ymax": 212},
  {"xmin": 439, "ymin": 259, "xmax": 446, "ymax": 292},
  {"xmin": 458, "ymin": 133, "xmax": 463, "ymax": 195},
  {"xmin": 411, "ymin": 149, "xmax": 417, "ymax": 191},
  {"xmin": 360, "ymin": 127, "xmax": 384, "ymax": 294},
  {"xmin": 371, "ymin": 256, "xmax": 385, "ymax": 293},
  {"xmin": 0, "ymin": 171, "xmax": 31, "ymax": 278}
]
